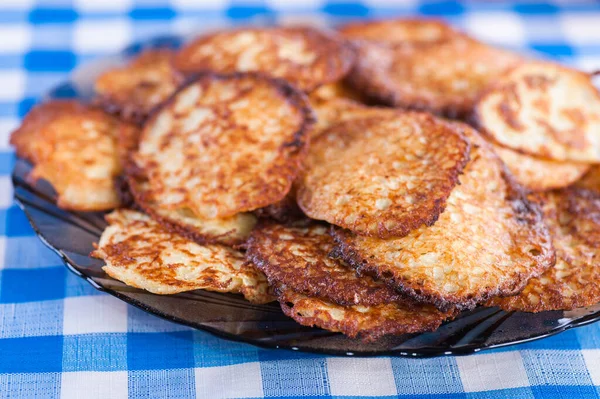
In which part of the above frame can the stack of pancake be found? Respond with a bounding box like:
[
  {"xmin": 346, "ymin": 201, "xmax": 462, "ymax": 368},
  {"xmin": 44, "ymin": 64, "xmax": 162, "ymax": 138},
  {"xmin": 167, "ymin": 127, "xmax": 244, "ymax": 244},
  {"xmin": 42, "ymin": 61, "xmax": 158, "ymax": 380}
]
[{"xmin": 11, "ymin": 19, "xmax": 600, "ymax": 341}]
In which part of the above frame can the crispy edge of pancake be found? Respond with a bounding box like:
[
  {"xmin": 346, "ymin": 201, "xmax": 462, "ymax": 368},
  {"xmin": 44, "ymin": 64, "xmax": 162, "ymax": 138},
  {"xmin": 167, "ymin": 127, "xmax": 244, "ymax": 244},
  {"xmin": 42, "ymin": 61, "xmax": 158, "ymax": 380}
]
[
  {"xmin": 126, "ymin": 160, "xmax": 257, "ymax": 247},
  {"xmin": 296, "ymin": 111, "xmax": 471, "ymax": 238},
  {"xmin": 91, "ymin": 209, "xmax": 274, "ymax": 304},
  {"xmin": 134, "ymin": 71, "xmax": 316, "ymax": 219},
  {"xmin": 173, "ymin": 26, "xmax": 356, "ymax": 93},
  {"xmin": 332, "ymin": 130, "xmax": 554, "ymax": 311},
  {"xmin": 488, "ymin": 187, "xmax": 600, "ymax": 312},
  {"xmin": 277, "ymin": 287, "xmax": 455, "ymax": 342},
  {"xmin": 246, "ymin": 221, "xmax": 406, "ymax": 306}
]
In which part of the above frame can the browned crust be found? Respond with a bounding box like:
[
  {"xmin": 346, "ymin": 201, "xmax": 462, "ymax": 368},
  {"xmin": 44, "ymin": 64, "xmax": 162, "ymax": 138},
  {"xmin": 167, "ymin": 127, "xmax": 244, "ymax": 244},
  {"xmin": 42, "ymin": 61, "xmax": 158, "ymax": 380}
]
[
  {"xmin": 332, "ymin": 156, "xmax": 555, "ymax": 311},
  {"xmin": 246, "ymin": 221, "xmax": 406, "ymax": 306},
  {"xmin": 277, "ymin": 288, "xmax": 455, "ymax": 342},
  {"xmin": 94, "ymin": 49, "xmax": 185, "ymax": 125},
  {"xmin": 296, "ymin": 112, "xmax": 471, "ymax": 238},
  {"xmin": 137, "ymin": 71, "xmax": 316, "ymax": 218},
  {"xmin": 174, "ymin": 26, "xmax": 356, "ymax": 93},
  {"xmin": 125, "ymin": 161, "xmax": 246, "ymax": 247},
  {"xmin": 489, "ymin": 187, "xmax": 600, "ymax": 312}
]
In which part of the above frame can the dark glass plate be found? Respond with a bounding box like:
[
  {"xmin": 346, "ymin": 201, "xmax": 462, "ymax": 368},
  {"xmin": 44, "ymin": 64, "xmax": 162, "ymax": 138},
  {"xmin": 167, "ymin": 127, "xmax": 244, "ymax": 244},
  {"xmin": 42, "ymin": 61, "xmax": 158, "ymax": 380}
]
[{"xmin": 12, "ymin": 34, "xmax": 600, "ymax": 357}]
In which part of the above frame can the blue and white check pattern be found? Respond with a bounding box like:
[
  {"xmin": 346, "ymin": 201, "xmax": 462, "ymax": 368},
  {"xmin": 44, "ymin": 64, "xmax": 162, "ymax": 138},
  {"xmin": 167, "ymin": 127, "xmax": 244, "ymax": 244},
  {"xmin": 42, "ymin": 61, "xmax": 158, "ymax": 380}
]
[{"xmin": 2, "ymin": 1, "xmax": 600, "ymax": 398}]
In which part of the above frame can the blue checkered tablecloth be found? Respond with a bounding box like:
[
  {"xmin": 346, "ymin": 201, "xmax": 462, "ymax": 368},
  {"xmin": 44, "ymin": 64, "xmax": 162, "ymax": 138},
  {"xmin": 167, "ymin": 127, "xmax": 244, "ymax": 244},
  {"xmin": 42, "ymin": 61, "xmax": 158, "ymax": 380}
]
[{"xmin": 2, "ymin": 1, "xmax": 600, "ymax": 398}]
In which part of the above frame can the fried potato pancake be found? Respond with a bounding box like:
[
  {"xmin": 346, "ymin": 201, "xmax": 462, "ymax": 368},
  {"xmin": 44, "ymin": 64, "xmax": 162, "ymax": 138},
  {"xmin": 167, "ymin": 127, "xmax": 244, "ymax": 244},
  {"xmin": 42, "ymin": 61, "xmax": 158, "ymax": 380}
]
[
  {"xmin": 575, "ymin": 165, "xmax": 600, "ymax": 193},
  {"xmin": 278, "ymin": 288, "xmax": 454, "ymax": 342},
  {"xmin": 333, "ymin": 129, "xmax": 554, "ymax": 310},
  {"xmin": 347, "ymin": 35, "xmax": 521, "ymax": 117},
  {"xmin": 491, "ymin": 142, "xmax": 590, "ymax": 192},
  {"xmin": 247, "ymin": 222, "xmax": 405, "ymax": 306},
  {"xmin": 296, "ymin": 111, "xmax": 470, "ymax": 238},
  {"xmin": 133, "ymin": 72, "xmax": 314, "ymax": 219},
  {"xmin": 475, "ymin": 62, "xmax": 600, "ymax": 162},
  {"xmin": 174, "ymin": 27, "xmax": 355, "ymax": 93},
  {"xmin": 488, "ymin": 188, "xmax": 600, "ymax": 312},
  {"xmin": 95, "ymin": 49, "xmax": 184, "ymax": 124},
  {"xmin": 339, "ymin": 18, "xmax": 461, "ymax": 46},
  {"xmin": 91, "ymin": 209, "xmax": 273, "ymax": 303},
  {"xmin": 126, "ymin": 166, "xmax": 257, "ymax": 246},
  {"xmin": 10, "ymin": 100, "xmax": 138, "ymax": 211}
]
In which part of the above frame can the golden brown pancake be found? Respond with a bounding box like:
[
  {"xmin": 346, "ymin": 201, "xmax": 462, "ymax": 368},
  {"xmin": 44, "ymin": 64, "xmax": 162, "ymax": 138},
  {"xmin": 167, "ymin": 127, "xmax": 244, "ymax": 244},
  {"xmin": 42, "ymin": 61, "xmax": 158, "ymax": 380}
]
[
  {"xmin": 95, "ymin": 49, "xmax": 183, "ymax": 124},
  {"xmin": 333, "ymin": 129, "xmax": 554, "ymax": 310},
  {"xmin": 91, "ymin": 209, "xmax": 273, "ymax": 303},
  {"xmin": 297, "ymin": 110, "xmax": 470, "ymax": 238},
  {"xmin": 344, "ymin": 25, "xmax": 521, "ymax": 117},
  {"xmin": 10, "ymin": 100, "xmax": 138, "ymax": 211},
  {"xmin": 488, "ymin": 188, "xmax": 600, "ymax": 311},
  {"xmin": 174, "ymin": 27, "xmax": 355, "ymax": 93},
  {"xmin": 132, "ymin": 72, "xmax": 314, "ymax": 219},
  {"xmin": 474, "ymin": 61, "xmax": 600, "ymax": 162}
]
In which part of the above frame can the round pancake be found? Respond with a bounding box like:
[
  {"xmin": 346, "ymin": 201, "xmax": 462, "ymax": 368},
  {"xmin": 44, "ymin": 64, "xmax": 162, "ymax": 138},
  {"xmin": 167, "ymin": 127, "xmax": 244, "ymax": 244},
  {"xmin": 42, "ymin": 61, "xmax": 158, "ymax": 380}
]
[
  {"xmin": 488, "ymin": 188, "xmax": 600, "ymax": 312},
  {"xmin": 247, "ymin": 222, "xmax": 405, "ymax": 306},
  {"xmin": 339, "ymin": 18, "xmax": 461, "ymax": 46},
  {"xmin": 296, "ymin": 111, "xmax": 471, "ymax": 238},
  {"xmin": 126, "ymin": 165, "xmax": 257, "ymax": 246},
  {"xmin": 333, "ymin": 129, "xmax": 554, "ymax": 311},
  {"xmin": 91, "ymin": 209, "xmax": 273, "ymax": 304},
  {"xmin": 133, "ymin": 72, "xmax": 314, "ymax": 219},
  {"xmin": 10, "ymin": 100, "xmax": 138, "ymax": 211},
  {"xmin": 347, "ymin": 35, "xmax": 521, "ymax": 117},
  {"xmin": 474, "ymin": 62, "xmax": 600, "ymax": 162},
  {"xmin": 95, "ymin": 49, "xmax": 183, "ymax": 124},
  {"xmin": 174, "ymin": 27, "xmax": 355, "ymax": 93},
  {"xmin": 491, "ymin": 142, "xmax": 590, "ymax": 192},
  {"xmin": 575, "ymin": 165, "xmax": 600, "ymax": 193},
  {"xmin": 278, "ymin": 288, "xmax": 454, "ymax": 342}
]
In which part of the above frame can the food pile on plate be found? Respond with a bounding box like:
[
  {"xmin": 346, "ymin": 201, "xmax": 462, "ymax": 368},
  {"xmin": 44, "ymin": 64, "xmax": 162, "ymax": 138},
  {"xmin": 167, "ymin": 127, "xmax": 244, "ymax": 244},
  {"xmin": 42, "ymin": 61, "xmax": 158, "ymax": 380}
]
[{"xmin": 10, "ymin": 19, "xmax": 600, "ymax": 341}]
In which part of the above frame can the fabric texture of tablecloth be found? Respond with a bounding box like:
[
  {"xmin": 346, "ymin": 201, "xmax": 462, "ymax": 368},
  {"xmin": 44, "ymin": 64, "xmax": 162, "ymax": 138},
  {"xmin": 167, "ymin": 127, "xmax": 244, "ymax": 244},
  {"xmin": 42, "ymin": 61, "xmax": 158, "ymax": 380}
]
[{"xmin": 1, "ymin": 1, "xmax": 600, "ymax": 398}]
